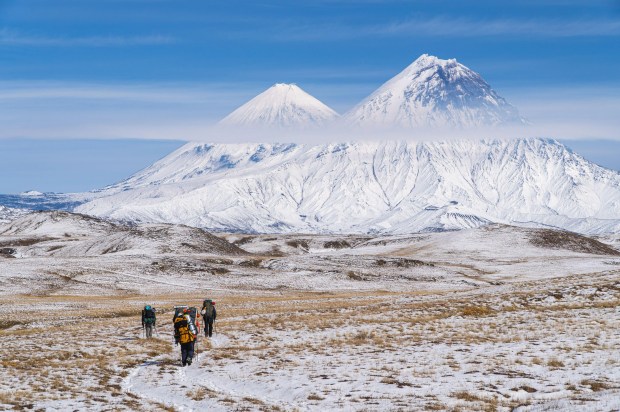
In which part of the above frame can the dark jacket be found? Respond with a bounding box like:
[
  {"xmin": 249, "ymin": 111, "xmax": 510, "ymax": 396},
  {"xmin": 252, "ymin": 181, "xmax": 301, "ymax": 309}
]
[
  {"xmin": 200, "ymin": 305, "xmax": 217, "ymax": 322},
  {"xmin": 142, "ymin": 308, "xmax": 156, "ymax": 326}
]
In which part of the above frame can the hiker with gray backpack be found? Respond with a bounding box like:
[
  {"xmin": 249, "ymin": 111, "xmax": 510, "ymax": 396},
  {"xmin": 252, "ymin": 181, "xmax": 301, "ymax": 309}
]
[
  {"xmin": 200, "ymin": 299, "xmax": 217, "ymax": 338},
  {"xmin": 141, "ymin": 305, "xmax": 156, "ymax": 338}
]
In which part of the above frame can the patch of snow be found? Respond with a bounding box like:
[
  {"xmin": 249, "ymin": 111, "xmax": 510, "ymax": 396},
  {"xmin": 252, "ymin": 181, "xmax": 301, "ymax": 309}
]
[{"xmin": 19, "ymin": 190, "xmax": 44, "ymax": 196}]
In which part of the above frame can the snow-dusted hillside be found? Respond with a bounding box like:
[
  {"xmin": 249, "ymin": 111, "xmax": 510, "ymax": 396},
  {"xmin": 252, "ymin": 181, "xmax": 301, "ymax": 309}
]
[
  {"xmin": 0, "ymin": 211, "xmax": 246, "ymax": 258},
  {"xmin": 0, "ymin": 210, "xmax": 115, "ymax": 237},
  {"xmin": 344, "ymin": 54, "xmax": 525, "ymax": 128},
  {"xmin": 75, "ymin": 138, "xmax": 620, "ymax": 235},
  {"xmin": 219, "ymin": 83, "xmax": 338, "ymax": 128},
  {"xmin": 3, "ymin": 215, "xmax": 620, "ymax": 410},
  {"xmin": 0, "ymin": 205, "xmax": 28, "ymax": 224}
]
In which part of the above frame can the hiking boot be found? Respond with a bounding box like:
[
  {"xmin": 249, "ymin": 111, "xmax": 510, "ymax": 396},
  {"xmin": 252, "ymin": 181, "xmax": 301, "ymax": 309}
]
[{"xmin": 187, "ymin": 357, "xmax": 193, "ymax": 366}]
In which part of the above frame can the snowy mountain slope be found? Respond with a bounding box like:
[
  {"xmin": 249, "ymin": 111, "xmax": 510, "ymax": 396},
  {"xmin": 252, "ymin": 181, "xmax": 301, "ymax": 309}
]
[
  {"xmin": 0, "ymin": 210, "xmax": 116, "ymax": 237},
  {"xmin": 0, "ymin": 205, "xmax": 28, "ymax": 224},
  {"xmin": 343, "ymin": 54, "xmax": 525, "ymax": 128},
  {"xmin": 219, "ymin": 83, "xmax": 339, "ymax": 128},
  {"xmin": 0, "ymin": 211, "xmax": 246, "ymax": 257},
  {"xmin": 75, "ymin": 138, "xmax": 620, "ymax": 235}
]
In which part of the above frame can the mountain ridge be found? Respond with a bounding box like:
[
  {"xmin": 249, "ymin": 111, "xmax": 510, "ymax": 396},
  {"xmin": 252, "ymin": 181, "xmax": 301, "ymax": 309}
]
[{"xmin": 74, "ymin": 138, "xmax": 620, "ymax": 235}]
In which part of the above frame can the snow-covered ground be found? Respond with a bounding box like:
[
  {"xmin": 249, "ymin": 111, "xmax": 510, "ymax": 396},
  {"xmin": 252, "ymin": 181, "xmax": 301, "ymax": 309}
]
[
  {"xmin": 1, "ymin": 211, "xmax": 619, "ymax": 410},
  {"xmin": 122, "ymin": 275, "xmax": 620, "ymax": 411},
  {"xmin": 1, "ymin": 274, "xmax": 618, "ymax": 411}
]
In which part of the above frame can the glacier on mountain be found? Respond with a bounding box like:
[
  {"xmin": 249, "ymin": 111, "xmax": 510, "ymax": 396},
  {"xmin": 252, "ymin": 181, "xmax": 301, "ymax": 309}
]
[
  {"xmin": 75, "ymin": 138, "xmax": 620, "ymax": 235},
  {"xmin": 344, "ymin": 54, "xmax": 526, "ymax": 129}
]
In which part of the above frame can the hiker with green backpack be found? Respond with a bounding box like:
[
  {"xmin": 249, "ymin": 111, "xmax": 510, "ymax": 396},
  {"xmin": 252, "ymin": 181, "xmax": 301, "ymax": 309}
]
[
  {"xmin": 141, "ymin": 305, "xmax": 156, "ymax": 338},
  {"xmin": 200, "ymin": 299, "xmax": 217, "ymax": 338}
]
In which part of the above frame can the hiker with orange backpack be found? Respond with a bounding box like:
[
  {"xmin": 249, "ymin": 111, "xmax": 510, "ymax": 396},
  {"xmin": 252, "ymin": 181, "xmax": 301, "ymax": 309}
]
[{"xmin": 173, "ymin": 308, "xmax": 197, "ymax": 366}]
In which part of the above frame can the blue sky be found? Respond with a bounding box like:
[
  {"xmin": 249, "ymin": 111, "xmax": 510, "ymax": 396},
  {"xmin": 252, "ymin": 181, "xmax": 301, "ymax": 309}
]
[
  {"xmin": 0, "ymin": 0, "xmax": 619, "ymax": 192},
  {"xmin": 0, "ymin": 138, "xmax": 184, "ymax": 193}
]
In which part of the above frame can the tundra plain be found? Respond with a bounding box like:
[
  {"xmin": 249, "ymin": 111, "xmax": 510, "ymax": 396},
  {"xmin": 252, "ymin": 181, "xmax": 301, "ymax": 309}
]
[{"xmin": 1, "ymin": 212, "xmax": 619, "ymax": 411}]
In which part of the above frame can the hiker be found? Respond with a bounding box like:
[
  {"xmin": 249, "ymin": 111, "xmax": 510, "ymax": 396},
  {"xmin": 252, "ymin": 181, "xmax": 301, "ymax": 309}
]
[
  {"xmin": 174, "ymin": 308, "xmax": 197, "ymax": 366},
  {"xmin": 142, "ymin": 305, "xmax": 156, "ymax": 338},
  {"xmin": 200, "ymin": 299, "xmax": 217, "ymax": 338}
]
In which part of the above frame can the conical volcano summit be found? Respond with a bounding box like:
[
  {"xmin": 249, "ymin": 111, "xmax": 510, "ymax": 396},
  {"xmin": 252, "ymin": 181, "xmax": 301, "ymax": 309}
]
[
  {"xmin": 344, "ymin": 54, "xmax": 526, "ymax": 128},
  {"xmin": 219, "ymin": 83, "xmax": 339, "ymax": 128}
]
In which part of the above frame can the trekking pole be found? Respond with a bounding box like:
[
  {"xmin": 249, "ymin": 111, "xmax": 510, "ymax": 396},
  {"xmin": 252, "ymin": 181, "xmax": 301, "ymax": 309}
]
[{"xmin": 142, "ymin": 325, "xmax": 145, "ymax": 339}]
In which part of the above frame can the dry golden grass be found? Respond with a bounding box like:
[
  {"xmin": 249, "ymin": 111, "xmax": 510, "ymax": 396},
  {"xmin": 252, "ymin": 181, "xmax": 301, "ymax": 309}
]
[
  {"xmin": 453, "ymin": 390, "xmax": 484, "ymax": 402},
  {"xmin": 153, "ymin": 401, "xmax": 176, "ymax": 411},
  {"xmin": 547, "ymin": 358, "xmax": 565, "ymax": 368},
  {"xmin": 1, "ymin": 270, "xmax": 619, "ymax": 410},
  {"xmin": 425, "ymin": 401, "xmax": 448, "ymax": 410},
  {"xmin": 188, "ymin": 387, "xmax": 208, "ymax": 401},
  {"xmin": 242, "ymin": 396, "xmax": 266, "ymax": 405},
  {"xmin": 460, "ymin": 305, "xmax": 495, "ymax": 317},
  {"xmin": 0, "ymin": 390, "xmax": 33, "ymax": 407},
  {"xmin": 0, "ymin": 294, "xmax": 182, "ymax": 410},
  {"xmin": 581, "ymin": 379, "xmax": 613, "ymax": 392},
  {"xmin": 452, "ymin": 391, "xmax": 500, "ymax": 412},
  {"xmin": 307, "ymin": 393, "xmax": 325, "ymax": 400}
]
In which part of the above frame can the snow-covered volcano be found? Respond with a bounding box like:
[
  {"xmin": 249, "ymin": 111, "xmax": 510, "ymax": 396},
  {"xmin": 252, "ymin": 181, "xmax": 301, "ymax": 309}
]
[
  {"xmin": 344, "ymin": 54, "xmax": 526, "ymax": 128},
  {"xmin": 76, "ymin": 138, "xmax": 620, "ymax": 235},
  {"xmin": 219, "ymin": 83, "xmax": 339, "ymax": 128}
]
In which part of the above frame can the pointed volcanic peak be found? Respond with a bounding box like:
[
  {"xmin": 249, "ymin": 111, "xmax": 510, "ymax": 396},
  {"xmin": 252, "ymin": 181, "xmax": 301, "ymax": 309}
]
[
  {"xmin": 219, "ymin": 83, "xmax": 339, "ymax": 129},
  {"xmin": 344, "ymin": 54, "xmax": 526, "ymax": 129}
]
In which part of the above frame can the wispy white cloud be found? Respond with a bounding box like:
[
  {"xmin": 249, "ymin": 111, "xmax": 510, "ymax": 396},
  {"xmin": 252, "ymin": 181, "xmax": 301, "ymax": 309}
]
[
  {"xmin": 508, "ymin": 86, "xmax": 620, "ymax": 140},
  {"xmin": 0, "ymin": 81, "xmax": 618, "ymax": 142},
  {"xmin": 380, "ymin": 17, "xmax": 620, "ymax": 38},
  {"xmin": 0, "ymin": 80, "xmax": 361, "ymax": 117},
  {"xmin": 0, "ymin": 82, "xmax": 211, "ymax": 103},
  {"xmin": 256, "ymin": 16, "xmax": 620, "ymax": 42},
  {"xmin": 0, "ymin": 81, "xmax": 263, "ymax": 140},
  {"xmin": 0, "ymin": 28, "xmax": 174, "ymax": 46}
]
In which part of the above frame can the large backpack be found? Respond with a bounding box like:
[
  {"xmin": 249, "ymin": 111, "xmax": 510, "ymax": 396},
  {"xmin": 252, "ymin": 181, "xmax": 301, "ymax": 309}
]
[
  {"xmin": 173, "ymin": 306, "xmax": 197, "ymax": 323},
  {"xmin": 202, "ymin": 299, "xmax": 214, "ymax": 319},
  {"xmin": 174, "ymin": 314, "xmax": 195, "ymax": 344},
  {"xmin": 143, "ymin": 306, "xmax": 156, "ymax": 325}
]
